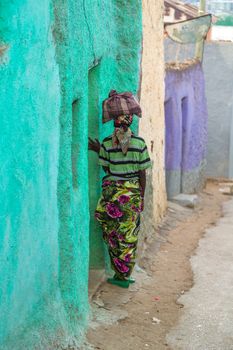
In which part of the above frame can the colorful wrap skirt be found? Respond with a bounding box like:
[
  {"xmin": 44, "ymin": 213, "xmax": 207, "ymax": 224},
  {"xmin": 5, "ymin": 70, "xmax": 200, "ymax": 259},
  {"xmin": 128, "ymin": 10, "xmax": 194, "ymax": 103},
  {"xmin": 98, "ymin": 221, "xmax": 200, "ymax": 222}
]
[{"xmin": 95, "ymin": 179, "xmax": 142, "ymax": 279}]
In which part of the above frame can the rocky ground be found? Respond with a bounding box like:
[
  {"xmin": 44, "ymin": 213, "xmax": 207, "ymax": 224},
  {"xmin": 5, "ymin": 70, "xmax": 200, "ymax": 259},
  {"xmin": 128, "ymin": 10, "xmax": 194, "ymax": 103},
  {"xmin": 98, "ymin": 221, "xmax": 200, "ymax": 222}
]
[{"xmin": 84, "ymin": 181, "xmax": 230, "ymax": 350}]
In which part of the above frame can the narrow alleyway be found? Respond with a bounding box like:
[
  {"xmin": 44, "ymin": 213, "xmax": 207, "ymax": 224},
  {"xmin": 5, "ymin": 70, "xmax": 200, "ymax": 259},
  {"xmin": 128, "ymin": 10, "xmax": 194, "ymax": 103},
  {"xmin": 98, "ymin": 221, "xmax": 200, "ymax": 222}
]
[
  {"xmin": 84, "ymin": 181, "xmax": 230, "ymax": 350},
  {"xmin": 167, "ymin": 198, "xmax": 233, "ymax": 350}
]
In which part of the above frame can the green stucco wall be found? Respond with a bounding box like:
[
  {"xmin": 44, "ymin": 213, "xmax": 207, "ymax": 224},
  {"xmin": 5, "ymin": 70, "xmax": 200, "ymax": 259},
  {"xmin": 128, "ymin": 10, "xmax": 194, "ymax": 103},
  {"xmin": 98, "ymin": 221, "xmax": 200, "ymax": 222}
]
[{"xmin": 0, "ymin": 1, "xmax": 142, "ymax": 349}]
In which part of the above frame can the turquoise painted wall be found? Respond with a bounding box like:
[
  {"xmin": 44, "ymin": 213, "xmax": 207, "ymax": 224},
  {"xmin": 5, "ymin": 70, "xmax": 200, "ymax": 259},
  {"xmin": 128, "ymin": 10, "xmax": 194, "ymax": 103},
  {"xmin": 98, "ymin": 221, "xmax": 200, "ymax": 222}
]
[{"xmin": 0, "ymin": 0, "xmax": 142, "ymax": 348}]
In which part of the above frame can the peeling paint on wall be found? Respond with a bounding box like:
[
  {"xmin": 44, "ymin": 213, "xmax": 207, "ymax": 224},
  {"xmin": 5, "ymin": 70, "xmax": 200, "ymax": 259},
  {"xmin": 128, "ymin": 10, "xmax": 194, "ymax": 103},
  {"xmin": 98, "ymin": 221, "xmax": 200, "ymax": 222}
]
[{"xmin": 165, "ymin": 63, "xmax": 208, "ymax": 198}]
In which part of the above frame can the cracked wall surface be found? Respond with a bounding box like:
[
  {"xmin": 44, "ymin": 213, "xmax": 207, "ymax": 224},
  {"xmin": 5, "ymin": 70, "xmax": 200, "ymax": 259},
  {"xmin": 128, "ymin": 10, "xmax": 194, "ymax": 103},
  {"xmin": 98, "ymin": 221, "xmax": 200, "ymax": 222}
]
[{"xmin": 139, "ymin": 0, "xmax": 167, "ymax": 253}]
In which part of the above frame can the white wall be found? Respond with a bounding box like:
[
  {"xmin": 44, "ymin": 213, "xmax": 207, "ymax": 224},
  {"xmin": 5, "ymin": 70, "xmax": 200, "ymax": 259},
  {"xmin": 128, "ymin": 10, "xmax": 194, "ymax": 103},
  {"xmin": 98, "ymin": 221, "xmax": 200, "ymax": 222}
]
[
  {"xmin": 203, "ymin": 42, "xmax": 233, "ymax": 178},
  {"xmin": 211, "ymin": 26, "xmax": 233, "ymax": 42}
]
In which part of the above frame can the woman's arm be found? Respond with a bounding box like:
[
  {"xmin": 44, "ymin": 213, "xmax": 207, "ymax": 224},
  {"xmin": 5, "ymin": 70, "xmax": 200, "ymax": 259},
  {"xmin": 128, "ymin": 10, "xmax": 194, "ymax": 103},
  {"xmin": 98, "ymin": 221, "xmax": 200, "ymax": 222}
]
[
  {"xmin": 88, "ymin": 138, "xmax": 110, "ymax": 174},
  {"xmin": 139, "ymin": 170, "xmax": 146, "ymax": 211},
  {"xmin": 139, "ymin": 170, "xmax": 146, "ymax": 197}
]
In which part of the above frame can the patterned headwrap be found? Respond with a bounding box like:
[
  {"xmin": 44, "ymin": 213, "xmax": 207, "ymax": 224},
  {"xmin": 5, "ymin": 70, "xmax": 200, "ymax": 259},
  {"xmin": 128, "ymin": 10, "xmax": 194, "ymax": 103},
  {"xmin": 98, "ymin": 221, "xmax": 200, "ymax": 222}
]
[
  {"xmin": 112, "ymin": 115, "xmax": 133, "ymax": 155},
  {"xmin": 102, "ymin": 90, "xmax": 141, "ymax": 124}
]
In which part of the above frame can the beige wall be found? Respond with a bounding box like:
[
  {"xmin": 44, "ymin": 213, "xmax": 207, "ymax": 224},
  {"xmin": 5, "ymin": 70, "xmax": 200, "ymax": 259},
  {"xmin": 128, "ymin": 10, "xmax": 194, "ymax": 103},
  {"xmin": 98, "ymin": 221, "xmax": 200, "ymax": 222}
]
[{"xmin": 138, "ymin": 0, "xmax": 167, "ymax": 254}]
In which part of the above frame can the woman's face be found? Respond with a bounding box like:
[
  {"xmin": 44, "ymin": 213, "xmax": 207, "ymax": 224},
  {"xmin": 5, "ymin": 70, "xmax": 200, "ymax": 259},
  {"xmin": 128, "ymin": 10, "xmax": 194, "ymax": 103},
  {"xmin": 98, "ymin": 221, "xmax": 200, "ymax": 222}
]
[{"xmin": 114, "ymin": 115, "xmax": 133, "ymax": 128}]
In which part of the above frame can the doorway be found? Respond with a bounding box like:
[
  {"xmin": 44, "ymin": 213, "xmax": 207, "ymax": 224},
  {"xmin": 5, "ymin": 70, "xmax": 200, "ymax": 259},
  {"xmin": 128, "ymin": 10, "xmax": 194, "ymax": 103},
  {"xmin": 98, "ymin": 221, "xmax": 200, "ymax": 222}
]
[
  {"xmin": 165, "ymin": 98, "xmax": 182, "ymax": 198},
  {"xmin": 165, "ymin": 97, "xmax": 189, "ymax": 199},
  {"xmin": 181, "ymin": 96, "xmax": 188, "ymax": 192},
  {"xmin": 88, "ymin": 65, "xmax": 105, "ymax": 294}
]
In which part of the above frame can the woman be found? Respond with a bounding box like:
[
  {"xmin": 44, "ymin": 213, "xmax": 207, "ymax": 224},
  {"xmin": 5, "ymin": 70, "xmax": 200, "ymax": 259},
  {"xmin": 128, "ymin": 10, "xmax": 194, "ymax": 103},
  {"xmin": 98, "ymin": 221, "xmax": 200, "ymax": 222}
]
[{"xmin": 88, "ymin": 90, "xmax": 151, "ymax": 288}]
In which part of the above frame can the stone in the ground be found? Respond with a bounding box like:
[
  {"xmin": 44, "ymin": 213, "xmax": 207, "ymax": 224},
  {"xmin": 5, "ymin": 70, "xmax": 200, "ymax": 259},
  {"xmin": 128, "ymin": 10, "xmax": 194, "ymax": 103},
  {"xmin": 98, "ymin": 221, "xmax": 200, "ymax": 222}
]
[
  {"xmin": 172, "ymin": 194, "xmax": 199, "ymax": 208},
  {"xmin": 219, "ymin": 183, "xmax": 233, "ymax": 195},
  {"xmin": 168, "ymin": 201, "xmax": 192, "ymax": 212}
]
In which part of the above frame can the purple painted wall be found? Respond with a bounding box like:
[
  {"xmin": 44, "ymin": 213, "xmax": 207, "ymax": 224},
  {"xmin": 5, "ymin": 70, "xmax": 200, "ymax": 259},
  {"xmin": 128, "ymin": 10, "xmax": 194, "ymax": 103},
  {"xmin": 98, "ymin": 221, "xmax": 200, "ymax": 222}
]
[
  {"xmin": 165, "ymin": 63, "xmax": 208, "ymax": 196},
  {"xmin": 165, "ymin": 63, "xmax": 208, "ymax": 171}
]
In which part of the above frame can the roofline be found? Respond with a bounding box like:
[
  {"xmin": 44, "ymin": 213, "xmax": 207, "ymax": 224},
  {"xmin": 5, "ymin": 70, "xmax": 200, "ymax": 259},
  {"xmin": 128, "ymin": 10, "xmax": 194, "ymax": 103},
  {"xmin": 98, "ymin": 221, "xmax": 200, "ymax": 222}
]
[{"xmin": 164, "ymin": 0, "xmax": 203, "ymax": 18}]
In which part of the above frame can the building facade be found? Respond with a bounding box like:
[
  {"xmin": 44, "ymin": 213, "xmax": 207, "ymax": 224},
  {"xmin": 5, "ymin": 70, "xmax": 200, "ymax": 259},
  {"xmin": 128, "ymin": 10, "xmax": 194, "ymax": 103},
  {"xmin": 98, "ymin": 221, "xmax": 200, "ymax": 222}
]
[
  {"xmin": 0, "ymin": 1, "xmax": 166, "ymax": 349},
  {"xmin": 165, "ymin": 63, "xmax": 208, "ymax": 198},
  {"xmin": 139, "ymin": 0, "xmax": 167, "ymax": 251},
  {"xmin": 164, "ymin": 0, "xmax": 199, "ymax": 24},
  {"xmin": 163, "ymin": 1, "xmax": 209, "ymax": 198},
  {"xmin": 0, "ymin": 1, "xmax": 142, "ymax": 349},
  {"xmin": 207, "ymin": 0, "xmax": 233, "ymax": 14},
  {"xmin": 203, "ymin": 42, "xmax": 233, "ymax": 179}
]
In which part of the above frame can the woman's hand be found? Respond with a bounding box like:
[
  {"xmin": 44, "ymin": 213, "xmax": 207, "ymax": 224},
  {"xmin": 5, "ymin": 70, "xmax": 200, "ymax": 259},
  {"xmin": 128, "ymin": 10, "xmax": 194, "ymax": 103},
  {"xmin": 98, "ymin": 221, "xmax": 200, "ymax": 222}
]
[{"xmin": 88, "ymin": 137, "xmax": 101, "ymax": 153}]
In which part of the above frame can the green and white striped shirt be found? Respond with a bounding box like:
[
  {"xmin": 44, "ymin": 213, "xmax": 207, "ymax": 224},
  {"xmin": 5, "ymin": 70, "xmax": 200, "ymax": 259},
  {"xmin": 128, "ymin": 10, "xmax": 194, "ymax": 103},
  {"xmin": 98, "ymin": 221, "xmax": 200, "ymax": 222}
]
[{"xmin": 99, "ymin": 134, "xmax": 151, "ymax": 181}]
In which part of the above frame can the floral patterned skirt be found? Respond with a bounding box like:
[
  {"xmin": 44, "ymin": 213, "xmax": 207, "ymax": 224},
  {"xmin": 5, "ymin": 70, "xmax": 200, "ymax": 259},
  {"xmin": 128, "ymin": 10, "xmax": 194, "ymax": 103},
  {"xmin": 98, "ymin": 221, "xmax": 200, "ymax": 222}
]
[{"xmin": 95, "ymin": 179, "xmax": 142, "ymax": 280}]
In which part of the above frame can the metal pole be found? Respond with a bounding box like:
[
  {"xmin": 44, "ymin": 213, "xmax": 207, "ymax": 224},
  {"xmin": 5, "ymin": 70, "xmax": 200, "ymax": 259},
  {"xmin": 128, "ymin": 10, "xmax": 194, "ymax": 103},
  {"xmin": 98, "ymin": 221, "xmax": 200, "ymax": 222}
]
[
  {"xmin": 195, "ymin": 0, "xmax": 207, "ymax": 61},
  {"xmin": 199, "ymin": 0, "xmax": 206, "ymax": 15}
]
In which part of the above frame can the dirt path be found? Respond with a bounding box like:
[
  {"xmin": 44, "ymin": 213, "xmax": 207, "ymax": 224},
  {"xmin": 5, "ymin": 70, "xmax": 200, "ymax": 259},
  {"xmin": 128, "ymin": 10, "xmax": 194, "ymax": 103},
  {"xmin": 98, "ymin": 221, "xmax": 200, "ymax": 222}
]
[{"xmin": 86, "ymin": 181, "xmax": 228, "ymax": 350}]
